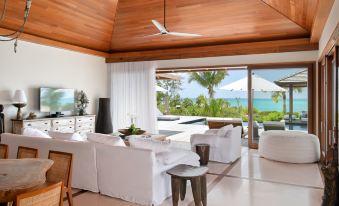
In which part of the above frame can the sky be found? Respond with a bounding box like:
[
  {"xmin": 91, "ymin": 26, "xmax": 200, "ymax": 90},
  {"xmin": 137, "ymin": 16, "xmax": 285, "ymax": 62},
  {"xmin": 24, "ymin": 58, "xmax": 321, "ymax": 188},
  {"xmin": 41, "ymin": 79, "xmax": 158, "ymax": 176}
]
[{"xmin": 178, "ymin": 68, "xmax": 308, "ymax": 99}]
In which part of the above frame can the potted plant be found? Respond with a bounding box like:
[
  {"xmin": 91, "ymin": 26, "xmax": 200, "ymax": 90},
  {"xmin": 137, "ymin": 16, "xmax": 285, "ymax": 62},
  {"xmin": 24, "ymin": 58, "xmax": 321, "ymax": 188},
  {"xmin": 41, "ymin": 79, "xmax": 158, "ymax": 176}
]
[{"xmin": 76, "ymin": 90, "xmax": 89, "ymax": 116}]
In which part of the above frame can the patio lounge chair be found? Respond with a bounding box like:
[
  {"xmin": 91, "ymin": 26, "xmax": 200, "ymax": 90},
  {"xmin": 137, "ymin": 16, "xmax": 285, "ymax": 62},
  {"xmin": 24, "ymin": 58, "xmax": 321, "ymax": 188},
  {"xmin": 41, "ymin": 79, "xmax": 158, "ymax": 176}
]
[
  {"xmin": 207, "ymin": 118, "xmax": 242, "ymax": 129},
  {"xmin": 301, "ymin": 111, "xmax": 308, "ymax": 122},
  {"xmin": 207, "ymin": 118, "xmax": 245, "ymax": 137},
  {"xmin": 263, "ymin": 121, "xmax": 285, "ymax": 131},
  {"xmin": 284, "ymin": 114, "xmax": 297, "ymax": 120}
]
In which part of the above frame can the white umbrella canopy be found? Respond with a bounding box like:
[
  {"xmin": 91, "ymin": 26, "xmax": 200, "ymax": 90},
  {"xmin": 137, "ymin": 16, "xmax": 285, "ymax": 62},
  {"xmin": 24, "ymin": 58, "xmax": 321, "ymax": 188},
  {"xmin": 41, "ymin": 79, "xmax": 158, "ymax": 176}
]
[
  {"xmin": 220, "ymin": 75, "xmax": 286, "ymax": 92},
  {"xmin": 156, "ymin": 85, "xmax": 167, "ymax": 92}
]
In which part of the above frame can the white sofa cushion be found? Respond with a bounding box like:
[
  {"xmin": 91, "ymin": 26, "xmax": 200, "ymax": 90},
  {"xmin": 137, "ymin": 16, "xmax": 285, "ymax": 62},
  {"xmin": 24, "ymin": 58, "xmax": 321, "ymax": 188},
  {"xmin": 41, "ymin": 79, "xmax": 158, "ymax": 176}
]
[
  {"xmin": 87, "ymin": 133, "xmax": 126, "ymax": 147},
  {"xmin": 22, "ymin": 127, "xmax": 51, "ymax": 138},
  {"xmin": 258, "ymin": 130, "xmax": 320, "ymax": 163},
  {"xmin": 156, "ymin": 148, "xmax": 199, "ymax": 165},
  {"xmin": 48, "ymin": 131, "xmax": 85, "ymax": 141},
  {"xmin": 129, "ymin": 136, "xmax": 171, "ymax": 154},
  {"xmin": 216, "ymin": 124, "xmax": 233, "ymax": 137}
]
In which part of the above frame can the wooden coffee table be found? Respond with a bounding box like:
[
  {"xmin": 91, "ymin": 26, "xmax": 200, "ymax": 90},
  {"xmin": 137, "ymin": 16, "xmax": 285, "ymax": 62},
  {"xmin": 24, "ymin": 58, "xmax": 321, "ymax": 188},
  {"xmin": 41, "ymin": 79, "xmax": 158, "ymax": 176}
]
[{"xmin": 167, "ymin": 164, "xmax": 208, "ymax": 206}]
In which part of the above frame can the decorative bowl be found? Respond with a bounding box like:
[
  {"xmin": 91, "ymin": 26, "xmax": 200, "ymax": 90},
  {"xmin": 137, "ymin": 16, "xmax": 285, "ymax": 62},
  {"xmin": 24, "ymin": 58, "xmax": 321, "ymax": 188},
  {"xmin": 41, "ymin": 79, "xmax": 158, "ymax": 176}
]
[{"xmin": 118, "ymin": 128, "xmax": 146, "ymax": 136}]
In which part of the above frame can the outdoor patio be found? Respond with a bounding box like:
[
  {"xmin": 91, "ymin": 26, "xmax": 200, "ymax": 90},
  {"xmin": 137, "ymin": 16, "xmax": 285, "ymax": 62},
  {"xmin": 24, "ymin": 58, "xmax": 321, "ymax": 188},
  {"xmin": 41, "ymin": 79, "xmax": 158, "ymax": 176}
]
[{"xmin": 158, "ymin": 115, "xmax": 307, "ymax": 144}]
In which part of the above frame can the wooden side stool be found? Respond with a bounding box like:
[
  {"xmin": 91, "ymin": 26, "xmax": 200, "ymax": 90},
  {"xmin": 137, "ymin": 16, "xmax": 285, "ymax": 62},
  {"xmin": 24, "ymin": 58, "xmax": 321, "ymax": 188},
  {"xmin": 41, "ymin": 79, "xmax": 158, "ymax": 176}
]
[{"xmin": 167, "ymin": 164, "xmax": 208, "ymax": 206}]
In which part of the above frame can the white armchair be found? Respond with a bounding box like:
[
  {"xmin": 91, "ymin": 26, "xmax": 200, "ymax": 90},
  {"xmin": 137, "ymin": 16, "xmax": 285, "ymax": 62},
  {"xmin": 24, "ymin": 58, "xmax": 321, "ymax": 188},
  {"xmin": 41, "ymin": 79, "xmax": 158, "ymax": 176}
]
[{"xmin": 190, "ymin": 126, "xmax": 242, "ymax": 163}]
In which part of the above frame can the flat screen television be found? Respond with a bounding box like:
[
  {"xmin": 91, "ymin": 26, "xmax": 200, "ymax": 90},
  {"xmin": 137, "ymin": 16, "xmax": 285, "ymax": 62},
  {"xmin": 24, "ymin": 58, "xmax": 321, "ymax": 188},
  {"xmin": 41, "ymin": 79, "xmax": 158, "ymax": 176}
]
[{"xmin": 40, "ymin": 88, "xmax": 75, "ymax": 113}]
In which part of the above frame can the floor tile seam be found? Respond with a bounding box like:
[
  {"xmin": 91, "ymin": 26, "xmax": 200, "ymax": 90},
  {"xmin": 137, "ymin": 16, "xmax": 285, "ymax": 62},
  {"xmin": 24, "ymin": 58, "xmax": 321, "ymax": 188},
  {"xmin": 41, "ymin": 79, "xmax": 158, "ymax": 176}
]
[{"xmin": 211, "ymin": 173, "xmax": 324, "ymax": 190}]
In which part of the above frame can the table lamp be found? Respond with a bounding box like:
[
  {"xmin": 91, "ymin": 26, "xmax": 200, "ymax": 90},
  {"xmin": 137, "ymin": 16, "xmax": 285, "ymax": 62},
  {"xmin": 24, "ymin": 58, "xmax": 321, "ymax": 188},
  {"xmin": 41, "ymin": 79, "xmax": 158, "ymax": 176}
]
[{"xmin": 13, "ymin": 90, "xmax": 27, "ymax": 120}]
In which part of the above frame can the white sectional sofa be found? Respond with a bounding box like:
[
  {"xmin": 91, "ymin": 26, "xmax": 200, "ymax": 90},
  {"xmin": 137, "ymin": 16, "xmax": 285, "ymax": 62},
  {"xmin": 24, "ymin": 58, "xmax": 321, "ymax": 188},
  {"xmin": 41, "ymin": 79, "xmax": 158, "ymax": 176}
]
[
  {"xmin": 0, "ymin": 133, "xmax": 200, "ymax": 206},
  {"xmin": 96, "ymin": 144, "xmax": 199, "ymax": 205},
  {"xmin": 1, "ymin": 133, "xmax": 99, "ymax": 192}
]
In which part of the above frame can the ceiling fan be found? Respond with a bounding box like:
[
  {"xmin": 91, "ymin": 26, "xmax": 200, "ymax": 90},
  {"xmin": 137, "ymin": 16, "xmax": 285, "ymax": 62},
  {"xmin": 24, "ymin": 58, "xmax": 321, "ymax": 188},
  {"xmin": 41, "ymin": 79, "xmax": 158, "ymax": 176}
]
[{"xmin": 147, "ymin": 0, "xmax": 201, "ymax": 37}]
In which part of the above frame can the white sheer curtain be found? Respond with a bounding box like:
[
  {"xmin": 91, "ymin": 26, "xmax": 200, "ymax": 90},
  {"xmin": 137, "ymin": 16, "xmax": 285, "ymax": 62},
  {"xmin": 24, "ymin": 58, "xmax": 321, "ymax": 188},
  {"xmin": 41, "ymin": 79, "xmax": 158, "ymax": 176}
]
[{"xmin": 108, "ymin": 61, "xmax": 157, "ymax": 134}]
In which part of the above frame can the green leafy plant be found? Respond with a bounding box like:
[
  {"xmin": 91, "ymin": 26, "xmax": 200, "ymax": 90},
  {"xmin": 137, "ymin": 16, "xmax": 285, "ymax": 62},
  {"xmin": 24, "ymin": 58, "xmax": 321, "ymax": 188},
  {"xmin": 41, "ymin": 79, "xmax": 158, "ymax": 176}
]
[
  {"xmin": 128, "ymin": 123, "xmax": 140, "ymax": 135},
  {"xmin": 76, "ymin": 90, "xmax": 89, "ymax": 116}
]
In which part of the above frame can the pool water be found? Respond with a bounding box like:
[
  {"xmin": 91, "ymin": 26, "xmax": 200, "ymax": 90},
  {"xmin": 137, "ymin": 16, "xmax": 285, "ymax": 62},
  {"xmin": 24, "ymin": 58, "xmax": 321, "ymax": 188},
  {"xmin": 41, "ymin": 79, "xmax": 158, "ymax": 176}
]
[
  {"xmin": 179, "ymin": 118, "xmax": 207, "ymax": 125},
  {"xmin": 180, "ymin": 118, "xmax": 307, "ymax": 131}
]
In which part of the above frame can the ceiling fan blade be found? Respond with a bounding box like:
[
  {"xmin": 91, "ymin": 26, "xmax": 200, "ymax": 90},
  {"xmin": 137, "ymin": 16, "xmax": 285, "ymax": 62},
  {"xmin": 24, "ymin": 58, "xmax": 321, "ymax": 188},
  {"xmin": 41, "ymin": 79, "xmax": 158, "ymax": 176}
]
[
  {"xmin": 151, "ymin": 20, "xmax": 168, "ymax": 33},
  {"xmin": 167, "ymin": 32, "xmax": 201, "ymax": 37},
  {"xmin": 143, "ymin": 33, "xmax": 162, "ymax": 37}
]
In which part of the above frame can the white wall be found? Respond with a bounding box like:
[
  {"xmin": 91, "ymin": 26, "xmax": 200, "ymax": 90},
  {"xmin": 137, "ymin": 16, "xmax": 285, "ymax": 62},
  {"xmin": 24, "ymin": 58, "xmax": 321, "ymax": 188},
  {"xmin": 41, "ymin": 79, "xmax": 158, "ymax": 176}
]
[
  {"xmin": 318, "ymin": 0, "xmax": 339, "ymax": 57},
  {"xmin": 0, "ymin": 40, "xmax": 108, "ymax": 132},
  {"xmin": 155, "ymin": 51, "xmax": 318, "ymax": 68}
]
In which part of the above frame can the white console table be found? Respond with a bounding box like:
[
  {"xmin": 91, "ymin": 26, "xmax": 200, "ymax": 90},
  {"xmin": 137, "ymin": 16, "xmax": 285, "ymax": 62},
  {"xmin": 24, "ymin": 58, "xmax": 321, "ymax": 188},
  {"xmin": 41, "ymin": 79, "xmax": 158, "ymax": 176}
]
[{"xmin": 11, "ymin": 115, "xmax": 95, "ymax": 137}]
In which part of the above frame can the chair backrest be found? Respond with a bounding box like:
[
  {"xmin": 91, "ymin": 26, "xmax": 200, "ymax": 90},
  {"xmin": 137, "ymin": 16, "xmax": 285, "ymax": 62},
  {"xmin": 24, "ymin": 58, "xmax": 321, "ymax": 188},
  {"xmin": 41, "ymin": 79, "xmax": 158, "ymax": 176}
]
[
  {"xmin": 0, "ymin": 143, "xmax": 8, "ymax": 159},
  {"xmin": 263, "ymin": 121, "xmax": 286, "ymax": 131},
  {"xmin": 17, "ymin": 146, "xmax": 38, "ymax": 159},
  {"xmin": 16, "ymin": 182, "xmax": 63, "ymax": 206},
  {"xmin": 47, "ymin": 150, "xmax": 73, "ymax": 188},
  {"xmin": 208, "ymin": 120, "xmax": 244, "ymax": 135}
]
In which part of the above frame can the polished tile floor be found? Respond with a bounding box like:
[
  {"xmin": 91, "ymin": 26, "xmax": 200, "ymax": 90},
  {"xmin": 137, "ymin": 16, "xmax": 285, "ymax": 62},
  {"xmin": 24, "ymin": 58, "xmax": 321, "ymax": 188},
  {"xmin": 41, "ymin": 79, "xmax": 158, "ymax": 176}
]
[{"xmin": 65, "ymin": 147, "xmax": 324, "ymax": 206}]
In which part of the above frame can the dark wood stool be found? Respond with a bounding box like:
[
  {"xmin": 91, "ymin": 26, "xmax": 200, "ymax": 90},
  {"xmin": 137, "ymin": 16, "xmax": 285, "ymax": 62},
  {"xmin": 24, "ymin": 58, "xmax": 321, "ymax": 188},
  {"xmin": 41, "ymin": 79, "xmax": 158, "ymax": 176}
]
[
  {"xmin": 167, "ymin": 164, "xmax": 208, "ymax": 206},
  {"xmin": 195, "ymin": 144, "xmax": 210, "ymax": 165}
]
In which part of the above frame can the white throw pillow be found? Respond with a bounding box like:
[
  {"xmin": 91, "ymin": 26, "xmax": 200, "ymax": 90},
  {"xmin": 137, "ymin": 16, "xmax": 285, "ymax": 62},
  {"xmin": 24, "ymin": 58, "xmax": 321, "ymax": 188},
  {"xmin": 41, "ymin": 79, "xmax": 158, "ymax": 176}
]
[
  {"xmin": 87, "ymin": 133, "xmax": 126, "ymax": 147},
  {"xmin": 22, "ymin": 128, "xmax": 51, "ymax": 138},
  {"xmin": 129, "ymin": 136, "xmax": 171, "ymax": 154},
  {"xmin": 48, "ymin": 131, "xmax": 84, "ymax": 141},
  {"xmin": 217, "ymin": 124, "xmax": 233, "ymax": 137},
  {"xmin": 156, "ymin": 149, "xmax": 188, "ymax": 165}
]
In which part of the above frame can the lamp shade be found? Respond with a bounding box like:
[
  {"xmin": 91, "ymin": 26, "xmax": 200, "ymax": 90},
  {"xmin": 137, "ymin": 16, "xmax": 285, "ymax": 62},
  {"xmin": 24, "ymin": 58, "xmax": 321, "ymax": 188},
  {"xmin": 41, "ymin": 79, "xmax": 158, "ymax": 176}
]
[{"xmin": 13, "ymin": 90, "xmax": 27, "ymax": 103}]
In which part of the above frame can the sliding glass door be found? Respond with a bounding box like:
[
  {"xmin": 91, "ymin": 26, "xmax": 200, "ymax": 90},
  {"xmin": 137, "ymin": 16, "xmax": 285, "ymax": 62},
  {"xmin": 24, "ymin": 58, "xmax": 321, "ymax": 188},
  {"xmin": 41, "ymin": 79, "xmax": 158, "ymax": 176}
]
[
  {"xmin": 248, "ymin": 67, "xmax": 310, "ymax": 148},
  {"xmin": 319, "ymin": 46, "xmax": 339, "ymax": 163}
]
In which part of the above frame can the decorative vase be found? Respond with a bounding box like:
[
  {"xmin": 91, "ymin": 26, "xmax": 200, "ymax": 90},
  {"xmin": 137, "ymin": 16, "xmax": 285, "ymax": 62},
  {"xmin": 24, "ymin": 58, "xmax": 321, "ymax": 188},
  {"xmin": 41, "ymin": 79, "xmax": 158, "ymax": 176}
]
[
  {"xmin": 95, "ymin": 98, "xmax": 113, "ymax": 134},
  {"xmin": 79, "ymin": 109, "xmax": 85, "ymax": 116},
  {"xmin": 0, "ymin": 104, "xmax": 4, "ymax": 134}
]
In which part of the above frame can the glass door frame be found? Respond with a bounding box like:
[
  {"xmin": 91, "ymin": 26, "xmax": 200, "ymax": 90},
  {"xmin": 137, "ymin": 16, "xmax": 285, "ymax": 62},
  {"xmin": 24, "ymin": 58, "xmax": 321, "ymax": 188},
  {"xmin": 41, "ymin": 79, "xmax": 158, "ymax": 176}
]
[{"xmin": 247, "ymin": 63, "xmax": 316, "ymax": 149}]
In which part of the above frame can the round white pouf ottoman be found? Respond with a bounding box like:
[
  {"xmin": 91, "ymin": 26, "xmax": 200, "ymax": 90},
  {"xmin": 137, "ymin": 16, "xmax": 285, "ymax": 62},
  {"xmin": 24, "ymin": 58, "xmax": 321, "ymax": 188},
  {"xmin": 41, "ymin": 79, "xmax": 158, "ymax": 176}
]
[{"xmin": 258, "ymin": 130, "xmax": 320, "ymax": 163}]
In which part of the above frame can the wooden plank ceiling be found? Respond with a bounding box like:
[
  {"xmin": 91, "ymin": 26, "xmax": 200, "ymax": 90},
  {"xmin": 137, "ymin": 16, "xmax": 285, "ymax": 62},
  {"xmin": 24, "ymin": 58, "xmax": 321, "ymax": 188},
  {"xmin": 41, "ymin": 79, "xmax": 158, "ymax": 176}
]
[{"xmin": 0, "ymin": 0, "xmax": 328, "ymax": 60}]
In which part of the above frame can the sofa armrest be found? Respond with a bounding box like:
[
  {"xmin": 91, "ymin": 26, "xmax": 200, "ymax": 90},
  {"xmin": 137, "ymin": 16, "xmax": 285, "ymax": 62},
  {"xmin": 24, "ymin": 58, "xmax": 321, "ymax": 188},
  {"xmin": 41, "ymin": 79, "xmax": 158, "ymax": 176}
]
[
  {"xmin": 95, "ymin": 144, "xmax": 156, "ymax": 204},
  {"xmin": 190, "ymin": 134, "xmax": 220, "ymax": 147}
]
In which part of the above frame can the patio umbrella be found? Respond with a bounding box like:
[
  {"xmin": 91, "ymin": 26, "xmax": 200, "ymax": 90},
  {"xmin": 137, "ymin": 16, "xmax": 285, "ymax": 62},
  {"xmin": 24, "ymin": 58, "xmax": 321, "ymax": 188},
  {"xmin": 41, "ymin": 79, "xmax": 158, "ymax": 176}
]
[
  {"xmin": 219, "ymin": 75, "xmax": 286, "ymax": 92},
  {"xmin": 156, "ymin": 85, "xmax": 167, "ymax": 92}
]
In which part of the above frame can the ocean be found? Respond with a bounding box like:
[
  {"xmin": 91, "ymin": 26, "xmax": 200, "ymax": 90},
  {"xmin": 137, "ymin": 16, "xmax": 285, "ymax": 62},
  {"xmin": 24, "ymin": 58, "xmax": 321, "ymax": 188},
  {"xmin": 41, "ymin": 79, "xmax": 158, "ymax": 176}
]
[
  {"xmin": 224, "ymin": 98, "xmax": 308, "ymax": 112},
  {"xmin": 189, "ymin": 98, "xmax": 308, "ymax": 112}
]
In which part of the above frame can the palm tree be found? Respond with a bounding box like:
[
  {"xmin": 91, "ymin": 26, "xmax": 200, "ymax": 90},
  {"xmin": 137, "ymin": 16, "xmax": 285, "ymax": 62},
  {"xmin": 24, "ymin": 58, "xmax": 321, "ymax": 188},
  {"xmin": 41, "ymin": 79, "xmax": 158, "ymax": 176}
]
[
  {"xmin": 188, "ymin": 71, "xmax": 228, "ymax": 98},
  {"xmin": 271, "ymin": 87, "xmax": 303, "ymax": 114}
]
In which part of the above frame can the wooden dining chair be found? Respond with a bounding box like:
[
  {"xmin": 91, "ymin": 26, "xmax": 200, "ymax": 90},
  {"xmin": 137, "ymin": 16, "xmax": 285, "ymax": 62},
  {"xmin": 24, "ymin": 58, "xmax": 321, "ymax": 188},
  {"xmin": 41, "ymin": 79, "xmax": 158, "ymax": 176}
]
[
  {"xmin": 47, "ymin": 150, "xmax": 73, "ymax": 206},
  {"xmin": 16, "ymin": 182, "xmax": 63, "ymax": 206},
  {"xmin": 17, "ymin": 146, "xmax": 39, "ymax": 159},
  {"xmin": 0, "ymin": 143, "xmax": 8, "ymax": 159}
]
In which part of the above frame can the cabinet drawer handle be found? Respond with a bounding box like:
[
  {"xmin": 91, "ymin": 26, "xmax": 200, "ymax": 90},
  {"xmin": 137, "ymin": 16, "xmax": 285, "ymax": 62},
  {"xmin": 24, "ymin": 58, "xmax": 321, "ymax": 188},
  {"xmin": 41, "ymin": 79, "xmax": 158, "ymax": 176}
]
[
  {"xmin": 69, "ymin": 127, "xmax": 72, "ymax": 128},
  {"xmin": 56, "ymin": 121, "xmax": 59, "ymax": 124},
  {"xmin": 44, "ymin": 122, "xmax": 48, "ymax": 125},
  {"xmin": 27, "ymin": 124, "xmax": 32, "ymax": 126}
]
